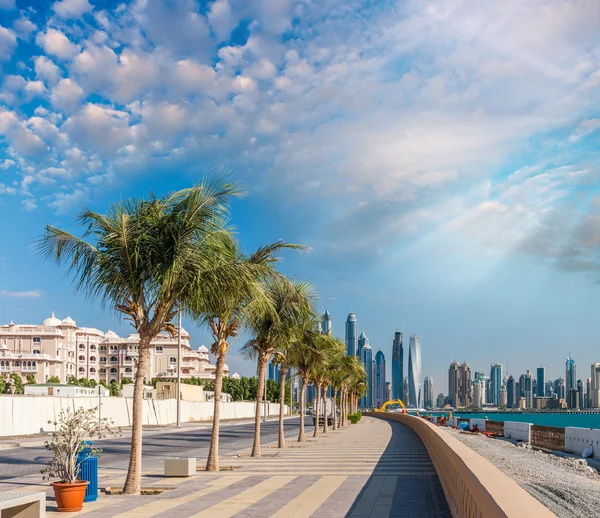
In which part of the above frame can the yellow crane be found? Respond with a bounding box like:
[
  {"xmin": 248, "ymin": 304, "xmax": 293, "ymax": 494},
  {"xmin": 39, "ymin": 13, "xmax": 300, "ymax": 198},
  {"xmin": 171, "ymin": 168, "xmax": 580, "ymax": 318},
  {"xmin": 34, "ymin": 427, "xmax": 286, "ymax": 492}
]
[{"xmin": 375, "ymin": 399, "xmax": 407, "ymax": 413}]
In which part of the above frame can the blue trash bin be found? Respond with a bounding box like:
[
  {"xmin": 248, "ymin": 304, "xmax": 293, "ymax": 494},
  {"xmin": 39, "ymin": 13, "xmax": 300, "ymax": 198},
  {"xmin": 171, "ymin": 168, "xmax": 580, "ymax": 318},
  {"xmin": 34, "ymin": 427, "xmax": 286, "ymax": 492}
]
[{"xmin": 77, "ymin": 441, "xmax": 99, "ymax": 502}]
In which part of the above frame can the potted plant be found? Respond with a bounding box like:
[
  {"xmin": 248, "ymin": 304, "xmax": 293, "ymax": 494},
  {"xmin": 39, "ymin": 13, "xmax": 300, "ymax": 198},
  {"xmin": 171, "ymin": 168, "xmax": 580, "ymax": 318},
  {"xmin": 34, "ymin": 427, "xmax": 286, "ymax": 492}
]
[{"xmin": 42, "ymin": 406, "xmax": 119, "ymax": 512}]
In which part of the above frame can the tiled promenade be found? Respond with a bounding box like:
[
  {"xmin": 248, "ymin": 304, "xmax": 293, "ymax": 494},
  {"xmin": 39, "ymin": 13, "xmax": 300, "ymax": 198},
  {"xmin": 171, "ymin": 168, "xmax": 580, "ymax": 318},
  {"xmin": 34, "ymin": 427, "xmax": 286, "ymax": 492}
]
[{"xmin": 0, "ymin": 417, "xmax": 450, "ymax": 517}]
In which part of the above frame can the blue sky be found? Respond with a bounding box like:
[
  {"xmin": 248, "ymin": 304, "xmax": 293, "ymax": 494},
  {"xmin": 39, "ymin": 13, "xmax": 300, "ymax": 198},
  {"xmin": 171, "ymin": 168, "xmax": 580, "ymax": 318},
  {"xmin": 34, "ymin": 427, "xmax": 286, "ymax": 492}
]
[{"xmin": 1, "ymin": 0, "xmax": 600, "ymax": 391}]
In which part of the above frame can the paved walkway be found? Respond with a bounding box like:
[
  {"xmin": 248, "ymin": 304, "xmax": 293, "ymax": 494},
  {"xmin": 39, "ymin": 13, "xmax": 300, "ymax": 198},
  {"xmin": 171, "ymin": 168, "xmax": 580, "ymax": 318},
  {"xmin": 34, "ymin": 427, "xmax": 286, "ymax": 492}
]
[{"xmin": 0, "ymin": 417, "xmax": 450, "ymax": 517}]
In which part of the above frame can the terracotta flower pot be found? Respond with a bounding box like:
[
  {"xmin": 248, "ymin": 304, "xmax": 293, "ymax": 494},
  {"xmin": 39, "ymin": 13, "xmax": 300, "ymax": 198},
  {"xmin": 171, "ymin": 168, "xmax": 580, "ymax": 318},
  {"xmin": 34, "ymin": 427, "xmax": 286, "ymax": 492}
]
[{"xmin": 51, "ymin": 480, "xmax": 89, "ymax": 512}]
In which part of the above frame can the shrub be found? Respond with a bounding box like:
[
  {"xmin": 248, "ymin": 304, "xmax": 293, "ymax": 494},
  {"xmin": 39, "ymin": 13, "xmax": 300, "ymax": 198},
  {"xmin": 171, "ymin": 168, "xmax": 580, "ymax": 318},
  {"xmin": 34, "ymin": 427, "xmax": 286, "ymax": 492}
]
[{"xmin": 348, "ymin": 412, "xmax": 362, "ymax": 424}]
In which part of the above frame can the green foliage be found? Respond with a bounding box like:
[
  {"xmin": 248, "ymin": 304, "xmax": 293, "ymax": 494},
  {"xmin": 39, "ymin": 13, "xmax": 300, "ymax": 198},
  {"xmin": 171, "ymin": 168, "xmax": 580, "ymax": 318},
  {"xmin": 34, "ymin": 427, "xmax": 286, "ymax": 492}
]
[
  {"xmin": 47, "ymin": 376, "xmax": 60, "ymax": 384},
  {"xmin": 121, "ymin": 377, "xmax": 133, "ymax": 385},
  {"xmin": 99, "ymin": 380, "xmax": 109, "ymax": 389},
  {"xmin": 0, "ymin": 377, "xmax": 5, "ymax": 394},
  {"xmin": 348, "ymin": 412, "xmax": 362, "ymax": 424},
  {"xmin": 9, "ymin": 373, "xmax": 24, "ymax": 394},
  {"xmin": 26, "ymin": 374, "xmax": 37, "ymax": 385},
  {"xmin": 109, "ymin": 382, "xmax": 120, "ymax": 397}
]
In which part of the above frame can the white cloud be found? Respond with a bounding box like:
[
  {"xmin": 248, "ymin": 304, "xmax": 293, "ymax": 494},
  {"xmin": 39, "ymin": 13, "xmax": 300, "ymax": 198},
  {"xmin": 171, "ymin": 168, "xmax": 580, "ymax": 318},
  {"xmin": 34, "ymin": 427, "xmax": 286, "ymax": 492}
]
[
  {"xmin": 0, "ymin": 0, "xmax": 15, "ymax": 9},
  {"xmin": 36, "ymin": 28, "xmax": 79, "ymax": 60},
  {"xmin": 34, "ymin": 55, "xmax": 62, "ymax": 84},
  {"xmin": 0, "ymin": 290, "xmax": 43, "ymax": 297},
  {"xmin": 0, "ymin": 109, "xmax": 47, "ymax": 156},
  {"xmin": 25, "ymin": 80, "xmax": 47, "ymax": 97},
  {"xmin": 53, "ymin": 0, "xmax": 93, "ymax": 18},
  {"xmin": 0, "ymin": 182, "xmax": 16, "ymax": 194},
  {"xmin": 50, "ymin": 78, "xmax": 85, "ymax": 112},
  {"xmin": 0, "ymin": 25, "xmax": 16, "ymax": 60},
  {"xmin": 13, "ymin": 17, "xmax": 36, "ymax": 39},
  {"xmin": 49, "ymin": 187, "xmax": 88, "ymax": 214},
  {"xmin": 21, "ymin": 198, "xmax": 37, "ymax": 210},
  {"xmin": 569, "ymin": 119, "xmax": 600, "ymax": 142}
]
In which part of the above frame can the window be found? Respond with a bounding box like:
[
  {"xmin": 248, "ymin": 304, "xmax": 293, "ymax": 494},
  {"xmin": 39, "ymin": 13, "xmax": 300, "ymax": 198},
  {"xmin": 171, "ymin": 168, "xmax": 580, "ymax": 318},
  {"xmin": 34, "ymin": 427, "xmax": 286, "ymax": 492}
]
[
  {"xmin": 125, "ymin": 356, "xmax": 132, "ymax": 361},
  {"xmin": 125, "ymin": 367, "xmax": 132, "ymax": 373},
  {"xmin": 33, "ymin": 337, "xmax": 41, "ymax": 344},
  {"xmin": 100, "ymin": 357, "xmax": 107, "ymax": 363},
  {"xmin": 110, "ymin": 356, "xmax": 117, "ymax": 362},
  {"xmin": 100, "ymin": 345, "xmax": 107, "ymax": 351},
  {"xmin": 32, "ymin": 361, "xmax": 36, "ymax": 367},
  {"xmin": 156, "ymin": 346, "xmax": 163, "ymax": 353},
  {"xmin": 90, "ymin": 368, "xmax": 96, "ymax": 373},
  {"xmin": 33, "ymin": 349, "xmax": 40, "ymax": 354},
  {"xmin": 90, "ymin": 356, "xmax": 96, "ymax": 362},
  {"xmin": 169, "ymin": 357, "xmax": 177, "ymax": 364},
  {"xmin": 110, "ymin": 345, "xmax": 118, "ymax": 351},
  {"xmin": 79, "ymin": 344, "xmax": 85, "ymax": 349},
  {"xmin": 110, "ymin": 379, "xmax": 116, "ymax": 384},
  {"xmin": 110, "ymin": 368, "xmax": 117, "ymax": 374},
  {"xmin": 100, "ymin": 368, "xmax": 106, "ymax": 374},
  {"xmin": 79, "ymin": 355, "xmax": 85, "ymax": 361},
  {"xmin": 90, "ymin": 345, "xmax": 96, "ymax": 350},
  {"xmin": 14, "ymin": 361, "xmax": 20, "ymax": 367},
  {"xmin": 79, "ymin": 367, "xmax": 85, "ymax": 373}
]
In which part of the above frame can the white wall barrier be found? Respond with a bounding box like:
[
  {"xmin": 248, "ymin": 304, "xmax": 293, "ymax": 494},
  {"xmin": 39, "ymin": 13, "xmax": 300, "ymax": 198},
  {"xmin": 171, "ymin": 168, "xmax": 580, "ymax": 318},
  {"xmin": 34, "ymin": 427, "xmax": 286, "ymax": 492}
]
[
  {"xmin": 469, "ymin": 418, "xmax": 486, "ymax": 432},
  {"xmin": 431, "ymin": 416, "xmax": 438, "ymax": 425},
  {"xmin": 446, "ymin": 417, "xmax": 458, "ymax": 428},
  {"xmin": 504, "ymin": 421, "xmax": 531, "ymax": 443},
  {"xmin": 565, "ymin": 427, "xmax": 600, "ymax": 459},
  {"xmin": 0, "ymin": 396, "xmax": 288, "ymax": 437}
]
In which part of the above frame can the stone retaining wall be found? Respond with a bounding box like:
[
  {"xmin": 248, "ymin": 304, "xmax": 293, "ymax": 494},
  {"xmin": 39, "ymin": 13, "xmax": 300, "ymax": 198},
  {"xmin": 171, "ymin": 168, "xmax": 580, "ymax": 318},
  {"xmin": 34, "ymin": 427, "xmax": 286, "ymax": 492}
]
[
  {"xmin": 486, "ymin": 420, "xmax": 504, "ymax": 436},
  {"xmin": 366, "ymin": 413, "xmax": 556, "ymax": 518},
  {"xmin": 531, "ymin": 425, "xmax": 565, "ymax": 451}
]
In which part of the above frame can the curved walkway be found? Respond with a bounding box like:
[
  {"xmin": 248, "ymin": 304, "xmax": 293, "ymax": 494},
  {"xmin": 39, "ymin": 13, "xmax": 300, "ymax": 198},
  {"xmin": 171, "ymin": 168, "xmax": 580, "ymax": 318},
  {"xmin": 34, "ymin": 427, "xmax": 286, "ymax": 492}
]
[{"xmin": 0, "ymin": 416, "xmax": 450, "ymax": 517}]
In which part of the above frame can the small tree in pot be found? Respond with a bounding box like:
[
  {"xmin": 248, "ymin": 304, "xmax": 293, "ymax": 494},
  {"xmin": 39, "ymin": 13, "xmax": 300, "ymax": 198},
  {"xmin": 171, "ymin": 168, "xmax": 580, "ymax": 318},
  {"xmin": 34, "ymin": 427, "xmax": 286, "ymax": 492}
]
[{"xmin": 42, "ymin": 407, "xmax": 119, "ymax": 512}]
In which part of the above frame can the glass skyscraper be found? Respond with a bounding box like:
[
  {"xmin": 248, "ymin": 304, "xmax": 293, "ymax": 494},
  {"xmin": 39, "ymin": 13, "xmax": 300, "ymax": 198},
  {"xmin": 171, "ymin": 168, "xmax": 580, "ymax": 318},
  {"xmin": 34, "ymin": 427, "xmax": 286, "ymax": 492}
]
[
  {"xmin": 320, "ymin": 310, "xmax": 332, "ymax": 335},
  {"xmin": 536, "ymin": 367, "xmax": 545, "ymax": 397},
  {"xmin": 408, "ymin": 335, "xmax": 422, "ymax": 408},
  {"xmin": 358, "ymin": 331, "xmax": 368, "ymax": 359},
  {"xmin": 423, "ymin": 376, "xmax": 433, "ymax": 408},
  {"xmin": 360, "ymin": 344, "xmax": 373, "ymax": 408},
  {"xmin": 374, "ymin": 350, "xmax": 386, "ymax": 407},
  {"xmin": 490, "ymin": 363, "xmax": 502, "ymax": 406},
  {"xmin": 566, "ymin": 354, "xmax": 576, "ymax": 391},
  {"xmin": 345, "ymin": 313, "xmax": 358, "ymax": 356},
  {"xmin": 392, "ymin": 331, "xmax": 403, "ymax": 401}
]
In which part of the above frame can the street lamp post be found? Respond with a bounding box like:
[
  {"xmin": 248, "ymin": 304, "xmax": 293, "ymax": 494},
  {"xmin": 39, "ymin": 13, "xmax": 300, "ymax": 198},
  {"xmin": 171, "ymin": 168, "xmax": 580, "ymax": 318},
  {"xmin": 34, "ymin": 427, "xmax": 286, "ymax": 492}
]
[{"xmin": 176, "ymin": 308, "xmax": 182, "ymax": 428}]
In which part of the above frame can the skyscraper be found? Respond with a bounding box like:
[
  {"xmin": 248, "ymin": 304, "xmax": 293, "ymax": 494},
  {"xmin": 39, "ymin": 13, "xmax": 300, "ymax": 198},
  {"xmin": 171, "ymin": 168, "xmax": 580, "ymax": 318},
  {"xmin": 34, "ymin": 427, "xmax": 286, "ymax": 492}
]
[
  {"xmin": 408, "ymin": 335, "xmax": 422, "ymax": 408},
  {"xmin": 448, "ymin": 361, "xmax": 459, "ymax": 408},
  {"xmin": 591, "ymin": 363, "xmax": 600, "ymax": 408},
  {"xmin": 490, "ymin": 363, "xmax": 502, "ymax": 406},
  {"xmin": 423, "ymin": 376, "xmax": 433, "ymax": 408},
  {"xmin": 458, "ymin": 362, "xmax": 472, "ymax": 407},
  {"xmin": 345, "ymin": 313, "xmax": 358, "ymax": 356},
  {"xmin": 358, "ymin": 331, "xmax": 368, "ymax": 359},
  {"xmin": 472, "ymin": 380, "xmax": 483, "ymax": 408},
  {"xmin": 506, "ymin": 375, "xmax": 516, "ymax": 408},
  {"xmin": 385, "ymin": 382, "xmax": 392, "ymax": 402},
  {"xmin": 519, "ymin": 370, "xmax": 534, "ymax": 408},
  {"xmin": 360, "ymin": 343, "xmax": 373, "ymax": 409},
  {"xmin": 402, "ymin": 376, "xmax": 409, "ymax": 404},
  {"xmin": 392, "ymin": 331, "xmax": 403, "ymax": 401},
  {"xmin": 566, "ymin": 354, "xmax": 576, "ymax": 391},
  {"xmin": 374, "ymin": 350, "xmax": 386, "ymax": 407},
  {"xmin": 320, "ymin": 310, "xmax": 332, "ymax": 335},
  {"xmin": 577, "ymin": 379, "xmax": 585, "ymax": 410},
  {"xmin": 536, "ymin": 367, "xmax": 545, "ymax": 397}
]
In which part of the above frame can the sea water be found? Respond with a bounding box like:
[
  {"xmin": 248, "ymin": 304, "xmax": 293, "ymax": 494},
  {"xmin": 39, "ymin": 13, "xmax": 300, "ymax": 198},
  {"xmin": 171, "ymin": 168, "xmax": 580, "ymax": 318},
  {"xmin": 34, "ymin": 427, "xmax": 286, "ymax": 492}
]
[{"xmin": 428, "ymin": 412, "xmax": 600, "ymax": 429}]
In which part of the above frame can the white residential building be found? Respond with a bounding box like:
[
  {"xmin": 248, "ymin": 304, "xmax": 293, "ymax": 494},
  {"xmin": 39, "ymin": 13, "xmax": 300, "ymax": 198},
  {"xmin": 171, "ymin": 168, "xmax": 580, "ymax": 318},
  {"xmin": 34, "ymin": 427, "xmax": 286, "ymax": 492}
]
[{"xmin": 0, "ymin": 313, "xmax": 229, "ymax": 385}]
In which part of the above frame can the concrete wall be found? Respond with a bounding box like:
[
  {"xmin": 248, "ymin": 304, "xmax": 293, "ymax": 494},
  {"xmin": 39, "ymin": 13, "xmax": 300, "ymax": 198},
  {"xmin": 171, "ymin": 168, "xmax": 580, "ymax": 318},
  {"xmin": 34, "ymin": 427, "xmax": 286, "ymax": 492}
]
[
  {"xmin": 365, "ymin": 413, "xmax": 556, "ymax": 518},
  {"xmin": 469, "ymin": 418, "xmax": 486, "ymax": 431},
  {"xmin": 565, "ymin": 427, "xmax": 600, "ymax": 458},
  {"xmin": 0, "ymin": 396, "xmax": 287, "ymax": 436},
  {"xmin": 486, "ymin": 420, "xmax": 504, "ymax": 436},
  {"xmin": 504, "ymin": 421, "xmax": 531, "ymax": 443}
]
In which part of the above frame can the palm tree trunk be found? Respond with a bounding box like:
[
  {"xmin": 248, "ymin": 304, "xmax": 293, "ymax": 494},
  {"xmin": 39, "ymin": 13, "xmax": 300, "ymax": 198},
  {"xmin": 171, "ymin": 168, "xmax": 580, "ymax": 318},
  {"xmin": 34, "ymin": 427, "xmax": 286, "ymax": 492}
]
[
  {"xmin": 278, "ymin": 367, "xmax": 287, "ymax": 448},
  {"xmin": 323, "ymin": 385, "xmax": 329, "ymax": 434},
  {"xmin": 332, "ymin": 387, "xmax": 338, "ymax": 430},
  {"xmin": 298, "ymin": 376, "xmax": 306, "ymax": 442},
  {"xmin": 251, "ymin": 353, "xmax": 268, "ymax": 457},
  {"xmin": 122, "ymin": 338, "xmax": 150, "ymax": 495},
  {"xmin": 206, "ymin": 348, "xmax": 226, "ymax": 471},
  {"xmin": 313, "ymin": 384, "xmax": 321, "ymax": 438}
]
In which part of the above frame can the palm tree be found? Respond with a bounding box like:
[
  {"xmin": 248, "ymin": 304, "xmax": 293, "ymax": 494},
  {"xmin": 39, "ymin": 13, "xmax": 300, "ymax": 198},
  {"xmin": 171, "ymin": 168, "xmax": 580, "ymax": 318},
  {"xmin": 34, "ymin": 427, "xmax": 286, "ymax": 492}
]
[
  {"xmin": 191, "ymin": 235, "xmax": 306, "ymax": 471},
  {"xmin": 243, "ymin": 278, "xmax": 316, "ymax": 456},
  {"xmin": 308, "ymin": 335, "xmax": 339, "ymax": 438},
  {"xmin": 321, "ymin": 338, "xmax": 345, "ymax": 434},
  {"xmin": 289, "ymin": 324, "xmax": 325, "ymax": 442},
  {"xmin": 37, "ymin": 179, "xmax": 241, "ymax": 494}
]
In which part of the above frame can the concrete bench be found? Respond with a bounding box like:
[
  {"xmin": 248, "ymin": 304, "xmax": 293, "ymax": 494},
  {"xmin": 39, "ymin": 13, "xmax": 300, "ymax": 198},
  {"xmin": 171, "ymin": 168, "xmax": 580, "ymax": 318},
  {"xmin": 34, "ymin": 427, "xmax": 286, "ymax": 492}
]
[
  {"xmin": 164, "ymin": 458, "xmax": 196, "ymax": 477},
  {"xmin": 0, "ymin": 491, "xmax": 46, "ymax": 518}
]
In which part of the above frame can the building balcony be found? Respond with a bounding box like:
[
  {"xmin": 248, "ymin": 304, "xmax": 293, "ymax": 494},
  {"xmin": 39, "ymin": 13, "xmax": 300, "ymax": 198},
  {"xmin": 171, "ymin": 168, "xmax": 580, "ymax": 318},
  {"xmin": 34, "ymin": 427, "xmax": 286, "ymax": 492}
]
[{"xmin": 21, "ymin": 366, "xmax": 38, "ymax": 373}]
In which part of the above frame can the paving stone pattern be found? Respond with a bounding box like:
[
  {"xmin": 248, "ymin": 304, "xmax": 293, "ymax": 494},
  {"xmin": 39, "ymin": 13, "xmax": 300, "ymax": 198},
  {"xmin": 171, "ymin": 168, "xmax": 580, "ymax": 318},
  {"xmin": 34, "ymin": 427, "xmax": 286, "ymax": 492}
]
[{"xmin": 0, "ymin": 417, "xmax": 450, "ymax": 517}]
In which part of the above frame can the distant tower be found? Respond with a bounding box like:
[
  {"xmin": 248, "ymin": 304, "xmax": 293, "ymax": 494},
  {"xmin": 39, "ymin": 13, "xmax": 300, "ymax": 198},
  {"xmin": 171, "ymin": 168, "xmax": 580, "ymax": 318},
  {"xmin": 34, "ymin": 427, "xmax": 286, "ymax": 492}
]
[
  {"xmin": 374, "ymin": 350, "xmax": 386, "ymax": 407},
  {"xmin": 423, "ymin": 376, "xmax": 433, "ymax": 408},
  {"xmin": 448, "ymin": 361, "xmax": 459, "ymax": 408},
  {"xmin": 345, "ymin": 313, "xmax": 358, "ymax": 356},
  {"xmin": 360, "ymin": 343, "xmax": 373, "ymax": 408},
  {"xmin": 458, "ymin": 363, "xmax": 472, "ymax": 407},
  {"xmin": 536, "ymin": 367, "xmax": 545, "ymax": 398},
  {"xmin": 358, "ymin": 331, "xmax": 368, "ymax": 358},
  {"xmin": 392, "ymin": 331, "xmax": 403, "ymax": 401},
  {"xmin": 408, "ymin": 335, "xmax": 422, "ymax": 408},
  {"xmin": 490, "ymin": 363, "xmax": 502, "ymax": 406},
  {"xmin": 566, "ymin": 354, "xmax": 576, "ymax": 391},
  {"xmin": 320, "ymin": 310, "xmax": 332, "ymax": 335}
]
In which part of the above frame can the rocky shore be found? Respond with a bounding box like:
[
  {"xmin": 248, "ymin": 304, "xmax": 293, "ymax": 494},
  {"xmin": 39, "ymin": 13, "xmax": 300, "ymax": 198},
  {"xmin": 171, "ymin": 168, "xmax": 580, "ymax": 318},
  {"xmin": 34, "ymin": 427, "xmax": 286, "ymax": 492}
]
[{"xmin": 443, "ymin": 427, "xmax": 600, "ymax": 518}]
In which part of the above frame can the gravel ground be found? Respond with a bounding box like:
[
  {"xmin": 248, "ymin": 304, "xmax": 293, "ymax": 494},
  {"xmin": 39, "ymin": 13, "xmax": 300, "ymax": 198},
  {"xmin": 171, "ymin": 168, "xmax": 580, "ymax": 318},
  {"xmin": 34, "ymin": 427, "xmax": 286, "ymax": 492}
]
[{"xmin": 443, "ymin": 428, "xmax": 600, "ymax": 518}]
